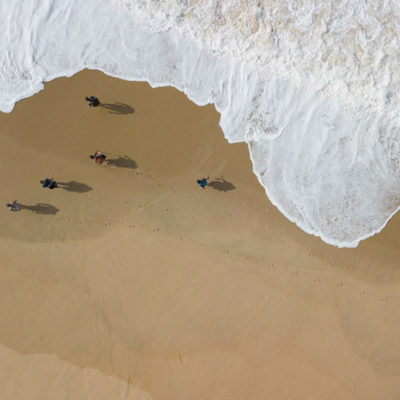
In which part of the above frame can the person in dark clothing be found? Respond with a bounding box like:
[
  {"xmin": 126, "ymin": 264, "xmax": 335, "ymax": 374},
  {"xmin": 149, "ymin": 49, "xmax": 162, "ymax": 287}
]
[
  {"xmin": 197, "ymin": 177, "xmax": 209, "ymax": 189},
  {"xmin": 90, "ymin": 151, "xmax": 107, "ymax": 164},
  {"xmin": 6, "ymin": 200, "xmax": 22, "ymax": 211},
  {"xmin": 85, "ymin": 96, "xmax": 100, "ymax": 107},
  {"xmin": 40, "ymin": 178, "xmax": 58, "ymax": 189}
]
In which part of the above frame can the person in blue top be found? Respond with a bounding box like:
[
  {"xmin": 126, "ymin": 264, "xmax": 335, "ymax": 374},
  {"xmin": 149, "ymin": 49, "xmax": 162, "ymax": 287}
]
[
  {"xmin": 197, "ymin": 177, "xmax": 209, "ymax": 189},
  {"xmin": 6, "ymin": 200, "xmax": 22, "ymax": 211},
  {"xmin": 40, "ymin": 178, "xmax": 58, "ymax": 189}
]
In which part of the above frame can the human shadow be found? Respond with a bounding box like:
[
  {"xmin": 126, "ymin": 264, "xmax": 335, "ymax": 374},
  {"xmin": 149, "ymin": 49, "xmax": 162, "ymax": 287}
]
[
  {"xmin": 22, "ymin": 203, "xmax": 59, "ymax": 215},
  {"xmin": 57, "ymin": 181, "xmax": 92, "ymax": 193},
  {"xmin": 99, "ymin": 102, "xmax": 134, "ymax": 115},
  {"xmin": 208, "ymin": 177, "xmax": 236, "ymax": 192},
  {"xmin": 106, "ymin": 156, "xmax": 137, "ymax": 169}
]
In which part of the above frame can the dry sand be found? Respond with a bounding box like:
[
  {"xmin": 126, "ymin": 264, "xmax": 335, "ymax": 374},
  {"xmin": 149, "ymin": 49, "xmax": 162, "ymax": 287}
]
[{"xmin": 0, "ymin": 69, "xmax": 400, "ymax": 400}]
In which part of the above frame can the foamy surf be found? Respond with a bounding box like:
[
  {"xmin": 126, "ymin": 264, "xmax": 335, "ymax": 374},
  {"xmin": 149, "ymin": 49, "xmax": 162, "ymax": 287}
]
[{"xmin": 1, "ymin": 0, "xmax": 399, "ymax": 247}]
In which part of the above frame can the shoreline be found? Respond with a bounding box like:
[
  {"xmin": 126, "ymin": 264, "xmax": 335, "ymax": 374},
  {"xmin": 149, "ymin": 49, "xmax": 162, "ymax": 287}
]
[
  {"xmin": 0, "ymin": 70, "xmax": 400, "ymax": 399},
  {"xmin": 2, "ymin": 0, "xmax": 400, "ymax": 248}
]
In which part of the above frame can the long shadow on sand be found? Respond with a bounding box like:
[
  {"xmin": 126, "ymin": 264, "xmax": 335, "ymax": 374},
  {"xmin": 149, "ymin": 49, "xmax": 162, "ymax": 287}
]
[
  {"xmin": 107, "ymin": 156, "xmax": 137, "ymax": 169},
  {"xmin": 22, "ymin": 203, "xmax": 59, "ymax": 215},
  {"xmin": 208, "ymin": 177, "xmax": 236, "ymax": 192},
  {"xmin": 99, "ymin": 102, "xmax": 134, "ymax": 115},
  {"xmin": 57, "ymin": 181, "xmax": 92, "ymax": 193}
]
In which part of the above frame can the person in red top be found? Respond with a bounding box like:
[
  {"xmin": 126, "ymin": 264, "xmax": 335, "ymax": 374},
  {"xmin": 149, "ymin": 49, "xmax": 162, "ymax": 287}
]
[{"xmin": 90, "ymin": 151, "xmax": 107, "ymax": 164}]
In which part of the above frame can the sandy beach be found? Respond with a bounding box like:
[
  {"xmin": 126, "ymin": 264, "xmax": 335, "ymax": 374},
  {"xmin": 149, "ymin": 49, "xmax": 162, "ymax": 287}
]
[{"xmin": 0, "ymin": 69, "xmax": 400, "ymax": 399}]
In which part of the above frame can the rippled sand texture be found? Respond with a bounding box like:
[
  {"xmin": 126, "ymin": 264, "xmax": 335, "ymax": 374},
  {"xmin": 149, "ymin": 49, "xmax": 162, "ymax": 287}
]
[{"xmin": 0, "ymin": 71, "xmax": 400, "ymax": 399}]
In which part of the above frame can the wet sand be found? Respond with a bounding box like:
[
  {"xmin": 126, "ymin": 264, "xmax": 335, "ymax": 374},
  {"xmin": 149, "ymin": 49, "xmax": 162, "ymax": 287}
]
[{"xmin": 0, "ymin": 69, "xmax": 400, "ymax": 400}]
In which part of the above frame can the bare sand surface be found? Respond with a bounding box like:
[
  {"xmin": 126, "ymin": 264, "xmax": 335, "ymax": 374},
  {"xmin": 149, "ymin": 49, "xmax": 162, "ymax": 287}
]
[{"xmin": 0, "ymin": 70, "xmax": 400, "ymax": 400}]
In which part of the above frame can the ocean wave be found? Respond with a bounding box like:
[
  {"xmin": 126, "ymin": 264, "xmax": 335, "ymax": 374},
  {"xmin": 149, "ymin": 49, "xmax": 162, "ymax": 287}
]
[{"xmin": 0, "ymin": 0, "xmax": 399, "ymax": 247}]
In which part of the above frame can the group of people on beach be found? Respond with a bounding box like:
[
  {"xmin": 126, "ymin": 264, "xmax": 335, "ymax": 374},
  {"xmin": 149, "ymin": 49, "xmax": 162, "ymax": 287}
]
[
  {"xmin": 7, "ymin": 95, "xmax": 210, "ymax": 212},
  {"xmin": 85, "ymin": 95, "xmax": 100, "ymax": 107}
]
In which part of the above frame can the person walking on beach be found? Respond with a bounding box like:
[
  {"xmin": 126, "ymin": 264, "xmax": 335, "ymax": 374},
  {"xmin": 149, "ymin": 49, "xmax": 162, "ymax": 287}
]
[
  {"xmin": 6, "ymin": 201, "xmax": 22, "ymax": 211},
  {"xmin": 197, "ymin": 177, "xmax": 209, "ymax": 189},
  {"xmin": 90, "ymin": 151, "xmax": 107, "ymax": 165},
  {"xmin": 40, "ymin": 178, "xmax": 58, "ymax": 189},
  {"xmin": 85, "ymin": 96, "xmax": 100, "ymax": 107}
]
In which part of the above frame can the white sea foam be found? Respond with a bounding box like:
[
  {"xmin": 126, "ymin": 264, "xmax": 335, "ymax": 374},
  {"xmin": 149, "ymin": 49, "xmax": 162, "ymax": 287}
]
[{"xmin": 1, "ymin": 0, "xmax": 400, "ymax": 247}]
